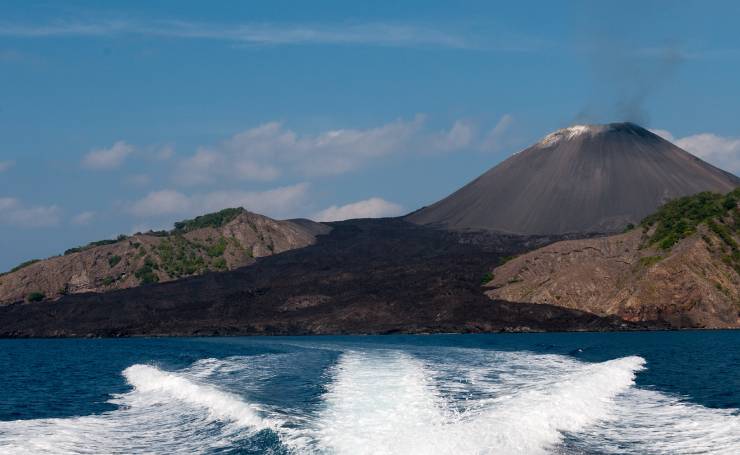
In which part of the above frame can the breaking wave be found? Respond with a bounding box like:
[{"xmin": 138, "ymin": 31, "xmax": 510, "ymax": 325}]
[
  {"xmin": 313, "ymin": 351, "xmax": 645, "ymax": 454},
  {"xmin": 0, "ymin": 347, "xmax": 738, "ymax": 454},
  {"xmin": 0, "ymin": 362, "xmax": 275, "ymax": 454}
]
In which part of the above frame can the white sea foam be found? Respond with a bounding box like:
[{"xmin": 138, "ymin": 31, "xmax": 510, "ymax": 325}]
[
  {"xmin": 313, "ymin": 350, "xmax": 645, "ymax": 454},
  {"xmin": 0, "ymin": 362, "xmax": 272, "ymax": 454},
  {"xmin": 573, "ymin": 387, "xmax": 740, "ymax": 454},
  {"xmin": 1, "ymin": 349, "xmax": 739, "ymax": 455},
  {"xmin": 122, "ymin": 364, "xmax": 266, "ymax": 428}
]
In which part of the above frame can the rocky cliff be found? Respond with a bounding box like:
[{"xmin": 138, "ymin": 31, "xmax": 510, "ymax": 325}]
[
  {"xmin": 0, "ymin": 208, "xmax": 329, "ymax": 305},
  {"xmin": 486, "ymin": 190, "xmax": 740, "ymax": 328}
]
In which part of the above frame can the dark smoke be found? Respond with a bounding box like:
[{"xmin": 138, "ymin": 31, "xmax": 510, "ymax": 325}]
[{"xmin": 571, "ymin": 5, "xmax": 685, "ymax": 127}]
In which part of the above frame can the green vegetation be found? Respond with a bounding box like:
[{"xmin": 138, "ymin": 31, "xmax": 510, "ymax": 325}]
[
  {"xmin": 64, "ymin": 237, "xmax": 126, "ymax": 255},
  {"xmin": 173, "ymin": 207, "xmax": 245, "ymax": 233},
  {"xmin": 135, "ymin": 257, "xmax": 160, "ymax": 284},
  {"xmin": 481, "ymin": 271, "xmax": 494, "ymax": 285},
  {"xmin": 212, "ymin": 257, "xmax": 227, "ymax": 270},
  {"xmin": 708, "ymin": 219, "xmax": 738, "ymax": 250},
  {"xmin": 155, "ymin": 235, "xmax": 206, "ymax": 278},
  {"xmin": 26, "ymin": 291, "xmax": 45, "ymax": 302},
  {"xmin": 102, "ymin": 276, "xmax": 115, "ymax": 286},
  {"xmin": 108, "ymin": 255, "xmax": 121, "ymax": 267},
  {"xmin": 499, "ymin": 255, "xmax": 516, "ymax": 265},
  {"xmin": 641, "ymin": 189, "xmax": 740, "ymax": 250},
  {"xmin": 8, "ymin": 259, "xmax": 40, "ymax": 274},
  {"xmin": 638, "ymin": 255, "xmax": 663, "ymax": 268},
  {"xmin": 207, "ymin": 237, "xmax": 228, "ymax": 257}
]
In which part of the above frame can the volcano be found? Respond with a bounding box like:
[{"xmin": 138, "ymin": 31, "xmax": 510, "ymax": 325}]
[{"xmin": 407, "ymin": 122, "xmax": 740, "ymax": 235}]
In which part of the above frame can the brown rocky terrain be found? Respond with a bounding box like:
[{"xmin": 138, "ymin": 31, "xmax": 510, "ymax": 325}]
[
  {"xmin": 486, "ymin": 190, "xmax": 740, "ymax": 328},
  {"xmin": 0, "ymin": 208, "xmax": 329, "ymax": 305}
]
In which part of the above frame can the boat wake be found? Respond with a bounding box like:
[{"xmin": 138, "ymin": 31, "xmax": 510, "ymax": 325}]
[{"xmin": 0, "ymin": 348, "xmax": 738, "ymax": 454}]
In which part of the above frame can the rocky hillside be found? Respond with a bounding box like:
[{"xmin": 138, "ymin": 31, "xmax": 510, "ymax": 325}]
[
  {"xmin": 0, "ymin": 208, "xmax": 329, "ymax": 305},
  {"xmin": 485, "ymin": 189, "xmax": 740, "ymax": 328}
]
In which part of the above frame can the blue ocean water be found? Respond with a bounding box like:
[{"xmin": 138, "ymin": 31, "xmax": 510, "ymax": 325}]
[{"xmin": 0, "ymin": 331, "xmax": 738, "ymax": 454}]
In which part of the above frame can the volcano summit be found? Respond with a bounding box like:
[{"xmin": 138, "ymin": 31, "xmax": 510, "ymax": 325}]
[{"xmin": 407, "ymin": 122, "xmax": 740, "ymax": 235}]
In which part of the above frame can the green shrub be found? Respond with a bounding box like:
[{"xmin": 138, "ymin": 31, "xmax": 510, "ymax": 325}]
[
  {"xmin": 481, "ymin": 271, "xmax": 494, "ymax": 284},
  {"xmin": 207, "ymin": 237, "xmax": 227, "ymax": 257},
  {"xmin": 212, "ymin": 257, "xmax": 227, "ymax": 270},
  {"xmin": 26, "ymin": 291, "xmax": 45, "ymax": 302},
  {"xmin": 708, "ymin": 219, "xmax": 738, "ymax": 250},
  {"xmin": 155, "ymin": 236, "xmax": 205, "ymax": 278},
  {"xmin": 642, "ymin": 189, "xmax": 740, "ymax": 249},
  {"xmin": 173, "ymin": 207, "xmax": 244, "ymax": 233},
  {"xmin": 108, "ymin": 255, "xmax": 121, "ymax": 267},
  {"xmin": 499, "ymin": 255, "xmax": 516, "ymax": 265},
  {"xmin": 64, "ymin": 237, "xmax": 123, "ymax": 255},
  {"xmin": 102, "ymin": 276, "xmax": 114, "ymax": 286},
  {"xmin": 135, "ymin": 257, "xmax": 160, "ymax": 284},
  {"xmin": 9, "ymin": 259, "xmax": 40, "ymax": 274},
  {"xmin": 638, "ymin": 255, "xmax": 663, "ymax": 267}
]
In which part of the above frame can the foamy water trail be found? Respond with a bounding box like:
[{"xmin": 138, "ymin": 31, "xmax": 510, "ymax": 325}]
[
  {"xmin": 312, "ymin": 350, "xmax": 645, "ymax": 454},
  {"xmin": 316, "ymin": 351, "xmax": 450, "ymax": 454},
  {"xmin": 573, "ymin": 387, "xmax": 740, "ymax": 454},
  {"xmin": 0, "ymin": 362, "xmax": 273, "ymax": 454},
  {"xmin": 1, "ymin": 348, "xmax": 738, "ymax": 454}
]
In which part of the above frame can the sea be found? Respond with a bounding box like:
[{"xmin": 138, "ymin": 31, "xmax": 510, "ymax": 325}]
[{"xmin": 0, "ymin": 331, "xmax": 738, "ymax": 454}]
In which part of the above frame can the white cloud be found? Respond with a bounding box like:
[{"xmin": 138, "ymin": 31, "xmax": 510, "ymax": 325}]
[
  {"xmin": 82, "ymin": 141, "xmax": 135, "ymax": 170},
  {"xmin": 129, "ymin": 190, "xmax": 192, "ymax": 217},
  {"xmin": 154, "ymin": 144, "xmax": 174, "ymax": 160},
  {"xmin": 173, "ymin": 115, "xmax": 507, "ymax": 185},
  {"xmin": 0, "ymin": 20, "xmax": 470, "ymax": 49},
  {"xmin": 0, "ymin": 197, "xmax": 17, "ymax": 211},
  {"xmin": 313, "ymin": 197, "xmax": 404, "ymax": 222},
  {"xmin": 70, "ymin": 211, "xmax": 95, "ymax": 226},
  {"xmin": 651, "ymin": 129, "xmax": 740, "ymax": 175},
  {"xmin": 0, "ymin": 197, "xmax": 61, "ymax": 227},
  {"xmin": 481, "ymin": 114, "xmax": 514, "ymax": 152},
  {"xmin": 128, "ymin": 183, "xmax": 310, "ymax": 220},
  {"xmin": 0, "ymin": 160, "xmax": 14, "ymax": 172}
]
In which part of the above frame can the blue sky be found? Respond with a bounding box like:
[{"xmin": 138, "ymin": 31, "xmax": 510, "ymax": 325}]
[{"xmin": 1, "ymin": 0, "xmax": 740, "ymax": 270}]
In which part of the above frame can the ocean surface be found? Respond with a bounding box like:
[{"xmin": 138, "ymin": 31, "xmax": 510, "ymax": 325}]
[{"xmin": 0, "ymin": 332, "xmax": 738, "ymax": 454}]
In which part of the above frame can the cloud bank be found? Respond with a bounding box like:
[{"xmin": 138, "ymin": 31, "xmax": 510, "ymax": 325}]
[
  {"xmin": 82, "ymin": 141, "xmax": 135, "ymax": 170},
  {"xmin": 0, "ymin": 20, "xmax": 470, "ymax": 49},
  {"xmin": 0, "ymin": 197, "xmax": 61, "ymax": 227},
  {"xmin": 128, "ymin": 183, "xmax": 310, "ymax": 220},
  {"xmin": 652, "ymin": 129, "xmax": 740, "ymax": 175},
  {"xmin": 313, "ymin": 198, "xmax": 404, "ymax": 221},
  {"xmin": 173, "ymin": 115, "xmax": 510, "ymax": 185}
]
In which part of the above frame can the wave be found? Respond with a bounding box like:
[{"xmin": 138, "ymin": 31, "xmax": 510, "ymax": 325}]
[
  {"xmin": 1, "ymin": 349, "xmax": 738, "ymax": 454},
  {"xmin": 0, "ymin": 362, "xmax": 274, "ymax": 454},
  {"xmin": 312, "ymin": 350, "xmax": 645, "ymax": 454}
]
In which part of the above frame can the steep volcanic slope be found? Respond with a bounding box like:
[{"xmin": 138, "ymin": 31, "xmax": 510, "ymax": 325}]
[
  {"xmin": 407, "ymin": 123, "xmax": 740, "ymax": 235},
  {"xmin": 0, "ymin": 219, "xmax": 650, "ymax": 337},
  {"xmin": 0, "ymin": 208, "xmax": 329, "ymax": 305},
  {"xmin": 486, "ymin": 190, "xmax": 740, "ymax": 328}
]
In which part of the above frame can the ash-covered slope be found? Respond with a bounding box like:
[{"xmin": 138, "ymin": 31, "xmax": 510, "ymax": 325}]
[{"xmin": 407, "ymin": 123, "xmax": 740, "ymax": 235}]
